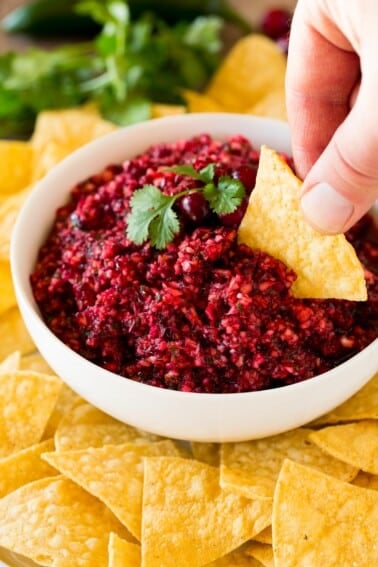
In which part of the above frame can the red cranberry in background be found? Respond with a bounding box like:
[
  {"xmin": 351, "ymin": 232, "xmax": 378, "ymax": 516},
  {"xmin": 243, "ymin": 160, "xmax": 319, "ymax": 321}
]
[
  {"xmin": 232, "ymin": 165, "xmax": 257, "ymax": 195},
  {"xmin": 176, "ymin": 192, "xmax": 210, "ymax": 225},
  {"xmin": 261, "ymin": 8, "xmax": 292, "ymax": 40}
]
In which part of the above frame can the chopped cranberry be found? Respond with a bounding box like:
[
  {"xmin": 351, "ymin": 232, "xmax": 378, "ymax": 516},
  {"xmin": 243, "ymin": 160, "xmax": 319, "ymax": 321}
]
[
  {"xmin": 30, "ymin": 134, "xmax": 378, "ymax": 394},
  {"xmin": 261, "ymin": 8, "xmax": 292, "ymax": 40}
]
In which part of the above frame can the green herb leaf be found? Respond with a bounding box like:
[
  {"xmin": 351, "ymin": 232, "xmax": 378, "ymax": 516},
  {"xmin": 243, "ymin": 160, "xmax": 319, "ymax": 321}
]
[
  {"xmin": 203, "ymin": 176, "xmax": 246, "ymax": 215},
  {"xmin": 126, "ymin": 184, "xmax": 179, "ymax": 249}
]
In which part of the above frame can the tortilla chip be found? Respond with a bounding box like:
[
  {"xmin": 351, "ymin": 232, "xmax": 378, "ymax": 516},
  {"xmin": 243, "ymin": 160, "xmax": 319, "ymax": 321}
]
[
  {"xmin": 191, "ymin": 441, "xmax": 220, "ymax": 466},
  {"xmin": 311, "ymin": 372, "xmax": 378, "ymax": 425},
  {"xmin": 245, "ymin": 542, "xmax": 274, "ymax": 567},
  {"xmin": 20, "ymin": 352, "xmax": 53, "ymax": 374},
  {"xmin": 142, "ymin": 457, "xmax": 272, "ymax": 566},
  {"xmin": 352, "ymin": 471, "xmax": 378, "ymax": 490},
  {"xmin": 108, "ymin": 532, "xmax": 141, "ymax": 567},
  {"xmin": 43, "ymin": 440, "xmax": 182, "ymax": 541},
  {"xmin": 0, "ymin": 306, "xmax": 35, "ymax": 360},
  {"xmin": 54, "ymin": 399, "xmax": 158, "ymax": 450},
  {"xmin": 220, "ymin": 428, "xmax": 357, "ymax": 500},
  {"xmin": 248, "ymin": 88, "xmax": 287, "ymax": 121},
  {"xmin": 42, "ymin": 382, "xmax": 80, "ymax": 440},
  {"xmin": 0, "ymin": 141, "xmax": 34, "ymax": 194},
  {"xmin": 309, "ymin": 420, "xmax": 378, "ymax": 474},
  {"xmin": 238, "ymin": 146, "xmax": 367, "ymax": 300},
  {"xmin": 273, "ymin": 459, "xmax": 378, "ymax": 566},
  {"xmin": 253, "ymin": 526, "xmax": 272, "ymax": 545},
  {"xmin": 151, "ymin": 103, "xmax": 186, "ymax": 118},
  {"xmin": 0, "ymin": 371, "xmax": 61, "ymax": 458},
  {"xmin": 209, "ymin": 545, "xmax": 263, "ymax": 566},
  {"xmin": 0, "ymin": 188, "xmax": 32, "ymax": 261},
  {"xmin": 0, "ymin": 476, "xmax": 130, "ymax": 566},
  {"xmin": 206, "ymin": 35, "xmax": 286, "ymax": 112},
  {"xmin": 182, "ymin": 90, "xmax": 225, "ymax": 112},
  {"xmin": 0, "ymin": 261, "xmax": 16, "ymax": 316},
  {"xmin": 0, "ymin": 351, "xmax": 21, "ymax": 373},
  {"xmin": 0, "ymin": 438, "xmax": 57, "ymax": 498}
]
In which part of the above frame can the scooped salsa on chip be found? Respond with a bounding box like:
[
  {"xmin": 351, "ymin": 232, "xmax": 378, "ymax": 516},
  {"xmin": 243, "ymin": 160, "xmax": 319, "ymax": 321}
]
[{"xmin": 30, "ymin": 135, "xmax": 378, "ymax": 393}]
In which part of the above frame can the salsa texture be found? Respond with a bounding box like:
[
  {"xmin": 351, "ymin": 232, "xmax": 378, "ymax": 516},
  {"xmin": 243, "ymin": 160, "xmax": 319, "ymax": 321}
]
[{"xmin": 31, "ymin": 135, "xmax": 378, "ymax": 393}]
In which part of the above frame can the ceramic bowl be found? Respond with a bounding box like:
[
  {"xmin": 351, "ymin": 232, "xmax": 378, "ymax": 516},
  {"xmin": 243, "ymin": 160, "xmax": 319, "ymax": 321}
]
[{"xmin": 10, "ymin": 113, "xmax": 378, "ymax": 442}]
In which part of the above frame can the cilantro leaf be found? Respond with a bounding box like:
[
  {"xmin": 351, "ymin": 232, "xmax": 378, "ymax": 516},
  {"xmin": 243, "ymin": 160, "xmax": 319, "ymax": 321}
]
[
  {"xmin": 149, "ymin": 207, "xmax": 180, "ymax": 249},
  {"xmin": 126, "ymin": 184, "xmax": 179, "ymax": 249},
  {"xmin": 203, "ymin": 176, "xmax": 246, "ymax": 215},
  {"xmin": 165, "ymin": 163, "xmax": 215, "ymax": 183}
]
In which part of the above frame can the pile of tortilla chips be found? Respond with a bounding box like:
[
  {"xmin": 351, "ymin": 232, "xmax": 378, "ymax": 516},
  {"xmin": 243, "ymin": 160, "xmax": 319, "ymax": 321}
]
[
  {"xmin": 0, "ymin": 31, "xmax": 375, "ymax": 567},
  {"xmin": 0, "ymin": 355, "xmax": 377, "ymax": 566}
]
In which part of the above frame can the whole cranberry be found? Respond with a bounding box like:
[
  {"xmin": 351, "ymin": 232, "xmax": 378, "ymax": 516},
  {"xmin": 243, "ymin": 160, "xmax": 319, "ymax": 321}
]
[
  {"xmin": 261, "ymin": 8, "xmax": 292, "ymax": 40},
  {"xmin": 176, "ymin": 192, "xmax": 210, "ymax": 225},
  {"xmin": 219, "ymin": 198, "xmax": 248, "ymax": 227},
  {"xmin": 232, "ymin": 165, "xmax": 257, "ymax": 194}
]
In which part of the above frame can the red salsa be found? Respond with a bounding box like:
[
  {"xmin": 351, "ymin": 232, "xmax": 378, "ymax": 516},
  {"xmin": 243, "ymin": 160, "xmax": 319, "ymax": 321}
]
[{"xmin": 31, "ymin": 135, "xmax": 378, "ymax": 393}]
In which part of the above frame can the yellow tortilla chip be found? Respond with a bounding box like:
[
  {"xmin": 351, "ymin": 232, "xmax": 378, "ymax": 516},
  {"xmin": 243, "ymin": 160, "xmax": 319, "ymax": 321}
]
[
  {"xmin": 0, "ymin": 476, "xmax": 130, "ymax": 566},
  {"xmin": 0, "ymin": 140, "xmax": 34, "ymax": 194},
  {"xmin": 238, "ymin": 146, "xmax": 367, "ymax": 300},
  {"xmin": 352, "ymin": 471, "xmax": 378, "ymax": 490},
  {"xmin": 0, "ymin": 370, "xmax": 61, "ymax": 458},
  {"xmin": 151, "ymin": 103, "xmax": 186, "ymax": 118},
  {"xmin": 20, "ymin": 352, "xmax": 53, "ymax": 374},
  {"xmin": 0, "ymin": 351, "xmax": 20, "ymax": 373},
  {"xmin": 248, "ymin": 88, "xmax": 287, "ymax": 121},
  {"xmin": 31, "ymin": 107, "xmax": 117, "ymax": 181},
  {"xmin": 43, "ymin": 440, "xmax": 182, "ymax": 541},
  {"xmin": 191, "ymin": 441, "xmax": 220, "ymax": 466},
  {"xmin": 309, "ymin": 420, "xmax": 378, "ymax": 474},
  {"xmin": 206, "ymin": 35, "xmax": 286, "ymax": 112},
  {"xmin": 209, "ymin": 545, "xmax": 263, "ymax": 566},
  {"xmin": 273, "ymin": 459, "xmax": 378, "ymax": 566},
  {"xmin": 142, "ymin": 456, "xmax": 272, "ymax": 566},
  {"xmin": 182, "ymin": 90, "xmax": 225, "ymax": 113},
  {"xmin": 253, "ymin": 526, "xmax": 272, "ymax": 545},
  {"xmin": 108, "ymin": 532, "xmax": 141, "ymax": 567},
  {"xmin": 0, "ymin": 261, "xmax": 17, "ymax": 316},
  {"xmin": 245, "ymin": 542, "xmax": 274, "ymax": 567},
  {"xmin": 311, "ymin": 372, "xmax": 378, "ymax": 425},
  {"xmin": 0, "ymin": 306, "xmax": 35, "ymax": 360},
  {"xmin": 54, "ymin": 399, "xmax": 157, "ymax": 450},
  {"xmin": 0, "ymin": 187, "xmax": 32, "ymax": 261},
  {"xmin": 0, "ymin": 438, "xmax": 57, "ymax": 498},
  {"xmin": 42, "ymin": 382, "xmax": 80, "ymax": 440},
  {"xmin": 220, "ymin": 428, "xmax": 357, "ymax": 500}
]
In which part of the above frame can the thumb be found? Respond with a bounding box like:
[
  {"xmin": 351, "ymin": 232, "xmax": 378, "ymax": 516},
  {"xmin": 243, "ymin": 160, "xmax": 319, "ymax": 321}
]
[{"xmin": 300, "ymin": 84, "xmax": 378, "ymax": 234}]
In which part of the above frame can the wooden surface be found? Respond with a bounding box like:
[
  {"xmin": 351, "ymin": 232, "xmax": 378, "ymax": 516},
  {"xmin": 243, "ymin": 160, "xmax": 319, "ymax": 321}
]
[{"xmin": 0, "ymin": 0, "xmax": 297, "ymax": 53}]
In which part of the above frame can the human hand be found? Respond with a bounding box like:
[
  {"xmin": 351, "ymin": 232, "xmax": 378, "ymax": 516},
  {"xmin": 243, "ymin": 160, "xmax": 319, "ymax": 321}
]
[{"xmin": 286, "ymin": 0, "xmax": 378, "ymax": 234}]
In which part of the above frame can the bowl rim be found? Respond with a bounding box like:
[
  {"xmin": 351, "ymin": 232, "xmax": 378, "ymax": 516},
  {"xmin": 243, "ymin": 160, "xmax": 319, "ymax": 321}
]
[{"xmin": 10, "ymin": 112, "xmax": 378, "ymax": 402}]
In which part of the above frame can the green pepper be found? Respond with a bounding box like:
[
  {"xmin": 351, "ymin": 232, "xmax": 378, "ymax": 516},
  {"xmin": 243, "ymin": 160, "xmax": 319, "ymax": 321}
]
[{"xmin": 1, "ymin": 0, "xmax": 251, "ymax": 36}]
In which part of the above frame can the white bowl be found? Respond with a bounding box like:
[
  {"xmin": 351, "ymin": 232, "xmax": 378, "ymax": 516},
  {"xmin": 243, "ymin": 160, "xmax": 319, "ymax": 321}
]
[{"xmin": 10, "ymin": 113, "xmax": 378, "ymax": 442}]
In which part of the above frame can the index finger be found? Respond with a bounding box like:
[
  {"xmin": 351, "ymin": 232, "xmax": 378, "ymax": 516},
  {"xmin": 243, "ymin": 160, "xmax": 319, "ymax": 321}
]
[{"xmin": 286, "ymin": 0, "xmax": 360, "ymax": 179}]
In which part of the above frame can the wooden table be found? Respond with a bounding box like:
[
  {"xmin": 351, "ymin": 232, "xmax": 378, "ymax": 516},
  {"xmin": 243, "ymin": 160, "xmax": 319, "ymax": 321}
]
[{"xmin": 0, "ymin": 0, "xmax": 297, "ymax": 53}]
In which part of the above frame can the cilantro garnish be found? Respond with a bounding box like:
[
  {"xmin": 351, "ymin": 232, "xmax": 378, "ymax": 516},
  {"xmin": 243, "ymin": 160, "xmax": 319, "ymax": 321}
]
[{"xmin": 126, "ymin": 163, "xmax": 246, "ymax": 249}]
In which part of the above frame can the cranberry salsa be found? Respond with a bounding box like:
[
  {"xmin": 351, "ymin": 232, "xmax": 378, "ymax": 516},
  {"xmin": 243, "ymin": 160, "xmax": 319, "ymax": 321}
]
[{"xmin": 31, "ymin": 135, "xmax": 378, "ymax": 393}]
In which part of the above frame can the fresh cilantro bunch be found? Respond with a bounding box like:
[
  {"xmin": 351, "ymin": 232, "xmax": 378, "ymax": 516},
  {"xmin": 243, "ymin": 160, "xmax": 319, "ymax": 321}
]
[
  {"xmin": 0, "ymin": 0, "xmax": 223, "ymax": 138},
  {"xmin": 126, "ymin": 164, "xmax": 246, "ymax": 249}
]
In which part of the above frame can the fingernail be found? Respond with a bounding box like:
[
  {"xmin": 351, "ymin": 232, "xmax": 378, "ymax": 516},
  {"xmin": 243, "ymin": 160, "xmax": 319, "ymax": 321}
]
[{"xmin": 301, "ymin": 183, "xmax": 354, "ymax": 234}]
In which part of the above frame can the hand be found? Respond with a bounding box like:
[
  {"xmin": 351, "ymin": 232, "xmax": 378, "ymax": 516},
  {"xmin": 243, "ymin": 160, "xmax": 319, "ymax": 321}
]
[{"xmin": 286, "ymin": 0, "xmax": 378, "ymax": 234}]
